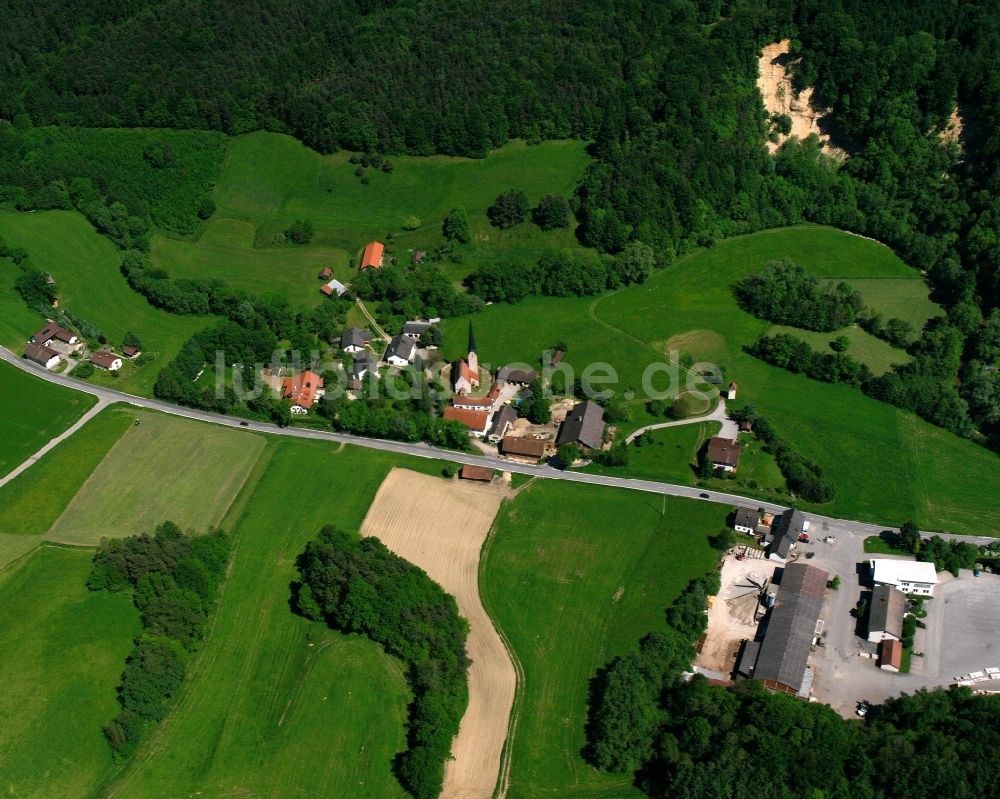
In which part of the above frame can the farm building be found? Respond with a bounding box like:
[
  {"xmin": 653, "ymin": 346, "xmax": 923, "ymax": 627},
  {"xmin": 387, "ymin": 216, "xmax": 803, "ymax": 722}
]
[
  {"xmin": 318, "ymin": 266, "xmax": 333, "ymax": 279},
  {"xmin": 869, "ymin": 559, "xmax": 938, "ymax": 596},
  {"xmin": 443, "ymin": 406, "xmax": 491, "ymax": 436},
  {"xmin": 384, "ymin": 335, "xmax": 416, "ymax": 366},
  {"xmin": 879, "ymin": 638, "xmax": 903, "ymax": 672},
  {"xmin": 340, "ymin": 327, "xmax": 373, "ymax": 353},
  {"xmin": 707, "ymin": 436, "xmax": 742, "ymax": 472},
  {"xmin": 766, "ymin": 509, "xmax": 809, "ymax": 561},
  {"xmin": 360, "ymin": 241, "xmax": 385, "ymax": 270},
  {"xmin": 91, "ymin": 350, "xmax": 123, "ymax": 371},
  {"xmin": 867, "ymin": 584, "xmax": 907, "ymax": 643},
  {"xmin": 500, "ymin": 435, "xmax": 547, "ymax": 460},
  {"xmin": 556, "ymin": 401, "xmax": 605, "ymax": 451},
  {"xmin": 23, "ymin": 341, "xmax": 61, "ymax": 369},
  {"xmin": 320, "ymin": 279, "xmax": 348, "ymax": 297},
  {"xmin": 733, "ymin": 506, "xmax": 761, "ymax": 534},
  {"xmin": 31, "ymin": 321, "xmax": 78, "ymax": 347},
  {"xmin": 497, "ymin": 366, "xmax": 538, "ymax": 385},
  {"xmin": 727, "ymin": 382, "xmax": 738, "ymax": 400},
  {"xmin": 744, "ymin": 562, "xmax": 828, "ymax": 695},
  {"xmin": 282, "ymin": 370, "xmax": 324, "ymax": 414},
  {"xmin": 459, "ymin": 465, "xmax": 495, "ymax": 482},
  {"xmin": 401, "ymin": 320, "xmax": 433, "ymax": 338},
  {"xmin": 488, "ymin": 405, "xmax": 518, "ymax": 442},
  {"xmin": 122, "ymin": 344, "xmax": 141, "ymax": 359}
]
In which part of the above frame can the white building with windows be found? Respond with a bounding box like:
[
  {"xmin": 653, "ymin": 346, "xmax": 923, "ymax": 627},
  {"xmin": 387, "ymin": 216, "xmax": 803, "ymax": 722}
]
[{"xmin": 869, "ymin": 558, "xmax": 939, "ymax": 596}]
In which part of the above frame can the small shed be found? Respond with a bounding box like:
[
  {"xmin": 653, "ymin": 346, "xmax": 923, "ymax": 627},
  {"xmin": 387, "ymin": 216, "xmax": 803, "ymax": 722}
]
[
  {"xmin": 879, "ymin": 638, "xmax": 903, "ymax": 672},
  {"xmin": 460, "ymin": 465, "xmax": 495, "ymax": 482}
]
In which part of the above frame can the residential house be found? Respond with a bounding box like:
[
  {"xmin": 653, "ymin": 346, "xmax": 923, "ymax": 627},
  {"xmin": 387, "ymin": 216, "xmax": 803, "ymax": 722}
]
[
  {"xmin": 766, "ymin": 509, "xmax": 809, "ymax": 562},
  {"xmin": 727, "ymin": 382, "xmax": 738, "ymax": 400},
  {"xmin": 500, "ymin": 435, "xmax": 547, "ymax": 460},
  {"xmin": 348, "ymin": 354, "xmax": 377, "ymax": 390},
  {"xmin": 384, "ymin": 335, "xmax": 416, "ymax": 366},
  {"xmin": 746, "ymin": 562, "xmax": 828, "ymax": 695},
  {"xmin": 488, "ymin": 405, "xmax": 518, "ymax": 442},
  {"xmin": 282, "ymin": 370, "xmax": 324, "ymax": 414},
  {"xmin": 23, "ymin": 341, "xmax": 61, "ymax": 369},
  {"xmin": 340, "ymin": 327, "xmax": 373, "ymax": 353},
  {"xmin": 442, "ymin": 406, "xmax": 491, "ymax": 436},
  {"xmin": 91, "ymin": 350, "xmax": 124, "ymax": 371},
  {"xmin": 31, "ymin": 321, "xmax": 78, "ymax": 347},
  {"xmin": 360, "ymin": 241, "xmax": 385, "ymax": 270},
  {"xmin": 869, "ymin": 559, "xmax": 938, "ymax": 597},
  {"xmin": 320, "ymin": 279, "xmax": 348, "ymax": 297},
  {"xmin": 460, "ymin": 465, "xmax": 494, "ymax": 482},
  {"xmin": 867, "ymin": 584, "xmax": 907, "ymax": 643},
  {"xmin": 733, "ymin": 506, "xmax": 761, "ymax": 534},
  {"xmin": 707, "ymin": 436, "xmax": 743, "ymax": 472},
  {"xmin": 451, "ymin": 382, "xmax": 501, "ymax": 412},
  {"xmin": 556, "ymin": 401, "xmax": 605, "ymax": 451},
  {"xmin": 879, "ymin": 639, "xmax": 903, "ymax": 672},
  {"xmin": 401, "ymin": 321, "xmax": 433, "ymax": 339}
]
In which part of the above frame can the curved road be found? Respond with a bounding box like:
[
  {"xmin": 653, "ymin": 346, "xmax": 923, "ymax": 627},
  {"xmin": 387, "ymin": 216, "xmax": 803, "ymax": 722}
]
[{"xmin": 1, "ymin": 347, "xmax": 991, "ymax": 546}]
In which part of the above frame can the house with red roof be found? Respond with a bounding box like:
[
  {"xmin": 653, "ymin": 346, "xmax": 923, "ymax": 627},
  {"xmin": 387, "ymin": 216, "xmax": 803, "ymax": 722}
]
[
  {"xmin": 442, "ymin": 406, "xmax": 491, "ymax": 437},
  {"xmin": 360, "ymin": 241, "xmax": 385, "ymax": 271},
  {"xmin": 282, "ymin": 370, "xmax": 325, "ymax": 414}
]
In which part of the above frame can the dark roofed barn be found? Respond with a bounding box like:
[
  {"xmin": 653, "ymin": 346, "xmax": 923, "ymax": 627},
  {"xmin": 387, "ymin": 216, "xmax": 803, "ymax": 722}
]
[
  {"xmin": 556, "ymin": 401, "xmax": 605, "ymax": 450},
  {"xmin": 867, "ymin": 585, "xmax": 906, "ymax": 643},
  {"xmin": 500, "ymin": 436, "xmax": 547, "ymax": 459},
  {"xmin": 766, "ymin": 508, "xmax": 808, "ymax": 561},
  {"xmin": 751, "ymin": 562, "xmax": 828, "ymax": 695}
]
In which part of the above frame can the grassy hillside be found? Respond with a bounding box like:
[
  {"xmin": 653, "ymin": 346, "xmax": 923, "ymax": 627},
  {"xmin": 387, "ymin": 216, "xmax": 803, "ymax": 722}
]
[
  {"xmin": 47, "ymin": 411, "xmax": 267, "ymax": 545},
  {"xmin": 101, "ymin": 440, "xmax": 446, "ymax": 799},
  {"xmin": 150, "ymin": 132, "xmax": 592, "ymax": 307},
  {"xmin": 443, "ymin": 226, "xmax": 997, "ymax": 534},
  {"xmin": 0, "ymin": 359, "xmax": 95, "ymax": 476},
  {"xmin": 0, "ymin": 210, "xmax": 212, "ymax": 393},
  {"xmin": 0, "ymin": 546, "xmax": 140, "ymax": 799},
  {"xmin": 481, "ymin": 481, "xmax": 722, "ymax": 798}
]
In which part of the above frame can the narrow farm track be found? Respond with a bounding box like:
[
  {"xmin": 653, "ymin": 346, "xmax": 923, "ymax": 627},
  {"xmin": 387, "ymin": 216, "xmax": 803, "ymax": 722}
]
[{"xmin": 360, "ymin": 468, "xmax": 515, "ymax": 799}]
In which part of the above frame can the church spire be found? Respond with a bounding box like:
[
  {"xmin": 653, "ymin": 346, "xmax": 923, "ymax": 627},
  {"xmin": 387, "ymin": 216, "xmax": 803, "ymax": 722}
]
[{"xmin": 467, "ymin": 321, "xmax": 477, "ymax": 355}]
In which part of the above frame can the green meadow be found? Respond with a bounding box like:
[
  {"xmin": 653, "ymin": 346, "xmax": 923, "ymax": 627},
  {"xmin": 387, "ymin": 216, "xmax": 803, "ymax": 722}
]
[
  {"xmin": 0, "ymin": 358, "xmax": 95, "ymax": 476},
  {"xmin": 481, "ymin": 480, "xmax": 723, "ymax": 798},
  {"xmin": 0, "ymin": 210, "xmax": 212, "ymax": 394},
  {"xmin": 148, "ymin": 132, "xmax": 593, "ymax": 307},
  {"xmin": 442, "ymin": 226, "xmax": 998, "ymax": 534},
  {"xmin": 0, "ymin": 546, "xmax": 140, "ymax": 799}
]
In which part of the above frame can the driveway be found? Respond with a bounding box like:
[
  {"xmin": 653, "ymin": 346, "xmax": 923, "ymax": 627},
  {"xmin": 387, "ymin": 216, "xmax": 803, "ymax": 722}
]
[{"xmin": 625, "ymin": 397, "xmax": 737, "ymax": 443}]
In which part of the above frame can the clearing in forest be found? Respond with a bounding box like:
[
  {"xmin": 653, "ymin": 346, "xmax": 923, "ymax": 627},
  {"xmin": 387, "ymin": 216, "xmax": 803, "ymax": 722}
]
[{"xmin": 359, "ymin": 467, "xmax": 514, "ymax": 799}]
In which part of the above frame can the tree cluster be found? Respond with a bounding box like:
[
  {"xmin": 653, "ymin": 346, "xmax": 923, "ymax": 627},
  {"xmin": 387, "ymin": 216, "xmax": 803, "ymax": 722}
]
[
  {"xmin": 734, "ymin": 260, "xmax": 863, "ymax": 332},
  {"xmin": 891, "ymin": 520, "xmax": 982, "ymax": 577},
  {"xmin": 89, "ymin": 521, "xmax": 231, "ymax": 759},
  {"xmin": 294, "ymin": 526, "xmax": 470, "ymax": 799},
  {"xmin": 351, "ymin": 261, "xmax": 483, "ymax": 330},
  {"xmin": 283, "ymin": 218, "xmax": 314, "ymax": 244}
]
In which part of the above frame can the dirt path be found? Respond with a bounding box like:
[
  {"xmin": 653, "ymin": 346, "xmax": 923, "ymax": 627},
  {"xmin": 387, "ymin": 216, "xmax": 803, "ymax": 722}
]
[
  {"xmin": 355, "ymin": 298, "xmax": 391, "ymax": 342},
  {"xmin": 359, "ymin": 468, "xmax": 515, "ymax": 799},
  {"xmin": 625, "ymin": 397, "xmax": 733, "ymax": 443}
]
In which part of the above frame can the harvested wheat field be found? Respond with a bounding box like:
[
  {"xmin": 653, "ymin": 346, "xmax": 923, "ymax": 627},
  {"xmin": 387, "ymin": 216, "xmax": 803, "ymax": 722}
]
[{"xmin": 359, "ymin": 468, "xmax": 515, "ymax": 799}]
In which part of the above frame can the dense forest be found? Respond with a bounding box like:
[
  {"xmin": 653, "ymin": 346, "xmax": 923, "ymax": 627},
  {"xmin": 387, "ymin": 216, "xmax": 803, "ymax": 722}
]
[
  {"xmin": 0, "ymin": 0, "xmax": 998, "ymax": 445},
  {"xmin": 294, "ymin": 526, "xmax": 469, "ymax": 799}
]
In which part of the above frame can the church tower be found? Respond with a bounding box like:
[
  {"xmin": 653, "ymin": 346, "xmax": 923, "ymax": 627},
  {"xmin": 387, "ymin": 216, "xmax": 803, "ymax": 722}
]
[{"xmin": 467, "ymin": 321, "xmax": 478, "ymax": 375}]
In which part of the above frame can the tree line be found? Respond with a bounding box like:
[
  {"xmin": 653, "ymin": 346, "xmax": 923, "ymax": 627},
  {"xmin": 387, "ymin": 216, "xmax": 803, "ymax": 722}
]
[
  {"xmin": 88, "ymin": 521, "xmax": 231, "ymax": 758},
  {"xmin": 294, "ymin": 526, "xmax": 469, "ymax": 799}
]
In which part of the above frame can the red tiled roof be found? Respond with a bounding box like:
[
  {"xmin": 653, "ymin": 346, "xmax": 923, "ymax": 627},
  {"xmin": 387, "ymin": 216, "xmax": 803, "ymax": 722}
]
[
  {"xmin": 320, "ymin": 283, "xmax": 334, "ymax": 296},
  {"xmin": 282, "ymin": 370, "xmax": 324, "ymax": 409},
  {"xmin": 319, "ymin": 266, "xmax": 333, "ymax": 279},
  {"xmin": 91, "ymin": 350, "xmax": 122, "ymax": 369},
  {"xmin": 880, "ymin": 638, "xmax": 902, "ymax": 670},
  {"xmin": 360, "ymin": 241, "xmax": 385, "ymax": 270},
  {"xmin": 443, "ymin": 406, "xmax": 489, "ymax": 431},
  {"xmin": 122, "ymin": 345, "xmax": 140, "ymax": 357}
]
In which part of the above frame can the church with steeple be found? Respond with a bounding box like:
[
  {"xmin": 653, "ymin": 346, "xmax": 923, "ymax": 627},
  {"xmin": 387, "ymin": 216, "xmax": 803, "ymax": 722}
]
[{"xmin": 450, "ymin": 321, "xmax": 481, "ymax": 394}]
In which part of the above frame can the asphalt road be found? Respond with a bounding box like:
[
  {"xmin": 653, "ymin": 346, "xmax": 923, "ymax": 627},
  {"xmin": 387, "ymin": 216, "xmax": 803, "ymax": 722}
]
[{"xmin": 2, "ymin": 346, "xmax": 992, "ymax": 545}]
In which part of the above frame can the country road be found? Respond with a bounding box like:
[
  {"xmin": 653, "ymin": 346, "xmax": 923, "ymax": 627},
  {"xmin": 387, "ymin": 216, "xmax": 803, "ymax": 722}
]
[{"xmin": 1, "ymin": 346, "xmax": 993, "ymax": 546}]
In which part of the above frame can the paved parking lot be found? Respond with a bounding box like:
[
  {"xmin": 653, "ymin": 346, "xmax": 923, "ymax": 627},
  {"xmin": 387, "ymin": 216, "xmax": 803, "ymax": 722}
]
[{"xmin": 923, "ymin": 573, "xmax": 1000, "ymax": 681}]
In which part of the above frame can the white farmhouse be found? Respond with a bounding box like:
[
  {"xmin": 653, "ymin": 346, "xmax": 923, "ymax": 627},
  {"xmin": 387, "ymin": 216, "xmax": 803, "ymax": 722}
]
[{"xmin": 869, "ymin": 558, "xmax": 939, "ymax": 596}]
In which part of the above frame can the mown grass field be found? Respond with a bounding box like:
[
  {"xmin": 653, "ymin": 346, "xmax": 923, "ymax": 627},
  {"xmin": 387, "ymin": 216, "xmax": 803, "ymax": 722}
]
[
  {"xmin": 46, "ymin": 411, "xmax": 266, "ymax": 545},
  {"xmin": 481, "ymin": 481, "xmax": 723, "ymax": 798},
  {"xmin": 0, "ymin": 404, "xmax": 133, "ymax": 541},
  {"xmin": 842, "ymin": 277, "xmax": 942, "ymax": 334},
  {"xmin": 766, "ymin": 323, "xmax": 910, "ymax": 374},
  {"xmin": 0, "ymin": 358, "xmax": 95, "ymax": 476},
  {"xmin": 156, "ymin": 131, "xmax": 592, "ymax": 305},
  {"xmin": 0, "ymin": 210, "xmax": 212, "ymax": 394},
  {"xmin": 101, "ymin": 440, "xmax": 446, "ymax": 799},
  {"xmin": 443, "ymin": 226, "xmax": 998, "ymax": 534},
  {"xmin": 0, "ymin": 546, "xmax": 140, "ymax": 799}
]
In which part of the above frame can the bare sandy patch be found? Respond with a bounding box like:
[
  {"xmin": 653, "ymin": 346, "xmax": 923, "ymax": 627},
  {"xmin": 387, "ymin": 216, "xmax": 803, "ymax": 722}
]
[
  {"xmin": 758, "ymin": 40, "xmax": 844, "ymax": 158},
  {"xmin": 940, "ymin": 107, "xmax": 964, "ymax": 150},
  {"xmin": 359, "ymin": 468, "xmax": 514, "ymax": 799},
  {"xmin": 696, "ymin": 553, "xmax": 777, "ymax": 675}
]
